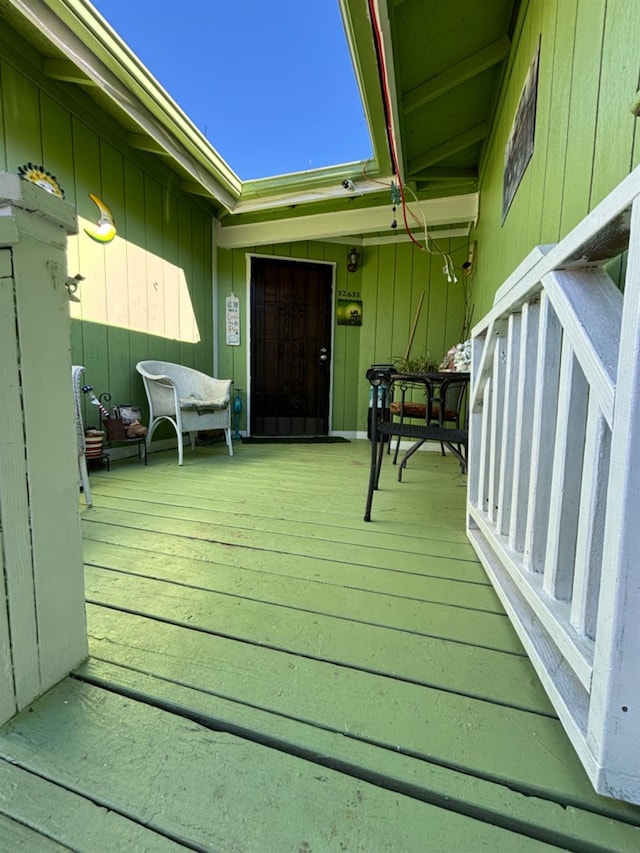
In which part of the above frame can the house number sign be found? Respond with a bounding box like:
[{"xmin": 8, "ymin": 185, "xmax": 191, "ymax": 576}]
[{"xmin": 226, "ymin": 294, "xmax": 240, "ymax": 346}]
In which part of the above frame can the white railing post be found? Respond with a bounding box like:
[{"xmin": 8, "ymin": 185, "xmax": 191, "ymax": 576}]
[
  {"xmin": 467, "ymin": 333, "xmax": 484, "ymax": 516},
  {"xmin": 587, "ymin": 196, "xmax": 640, "ymax": 801},
  {"xmin": 0, "ymin": 173, "xmax": 87, "ymax": 726}
]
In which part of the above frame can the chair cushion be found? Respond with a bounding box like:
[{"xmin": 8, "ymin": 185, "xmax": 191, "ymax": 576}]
[
  {"xmin": 179, "ymin": 393, "xmax": 229, "ymax": 414},
  {"xmin": 389, "ymin": 401, "xmax": 458, "ymax": 422},
  {"xmin": 389, "ymin": 401, "xmax": 427, "ymax": 418}
]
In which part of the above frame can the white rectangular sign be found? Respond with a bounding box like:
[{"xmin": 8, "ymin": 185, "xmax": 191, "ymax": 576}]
[{"xmin": 225, "ymin": 294, "xmax": 240, "ymax": 346}]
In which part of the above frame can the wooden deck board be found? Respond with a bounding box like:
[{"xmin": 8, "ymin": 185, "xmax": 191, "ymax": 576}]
[
  {"xmin": 83, "ymin": 538, "xmax": 502, "ymax": 612},
  {"xmin": 91, "ymin": 491, "xmax": 477, "ymax": 556},
  {"xmin": 82, "ymin": 504, "xmax": 479, "ymax": 572},
  {"xmin": 83, "ymin": 604, "xmax": 623, "ymax": 814},
  {"xmin": 0, "ymin": 814, "xmax": 70, "ymax": 852},
  {"xmin": 87, "ymin": 462, "xmax": 471, "ymax": 521},
  {"xmin": 0, "ymin": 679, "xmax": 560, "ymax": 852},
  {"xmin": 2, "ymin": 441, "xmax": 640, "ymax": 850},
  {"xmin": 0, "ymin": 759, "xmax": 183, "ymax": 851},
  {"xmin": 84, "ymin": 559, "xmax": 521, "ymax": 655},
  {"xmin": 92, "ymin": 451, "xmax": 468, "ymax": 529},
  {"xmin": 85, "ymin": 591, "xmax": 550, "ymax": 714},
  {"xmin": 82, "ymin": 517, "xmax": 488, "ymax": 584},
  {"xmin": 76, "ymin": 657, "xmax": 640, "ymax": 853}
]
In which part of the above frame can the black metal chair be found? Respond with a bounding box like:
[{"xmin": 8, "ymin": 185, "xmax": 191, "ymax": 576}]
[
  {"xmin": 390, "ymin": 376, "xmax": 468, "ymax": 469},
  {"xmin": 364, "ymin": 367, "xmax": 469, "ymax": 521}
]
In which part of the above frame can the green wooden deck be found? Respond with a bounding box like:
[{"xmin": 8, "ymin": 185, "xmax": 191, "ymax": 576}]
[{"xmin": 1, "ymin": 440, "xmax": 640, "ymax": 851}]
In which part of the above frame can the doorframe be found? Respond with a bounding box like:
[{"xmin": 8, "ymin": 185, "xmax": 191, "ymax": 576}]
[{"xmin": 244, "ymin": 252, "xmax": 337, "ymax": 437}]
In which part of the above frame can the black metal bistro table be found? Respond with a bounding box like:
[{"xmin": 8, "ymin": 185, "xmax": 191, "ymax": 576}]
[{"xmin": 363, "ymin": 365, "xmax": 470, "ymax": 522}]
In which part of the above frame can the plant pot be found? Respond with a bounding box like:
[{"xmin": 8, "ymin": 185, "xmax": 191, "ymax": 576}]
[
  {"xmin": 85, "ymin": 431, "xmax": 105, "ymax": 457},
  {"xmin": 103, "ymin": 418, "xmax": 126, "ymax": 441}
]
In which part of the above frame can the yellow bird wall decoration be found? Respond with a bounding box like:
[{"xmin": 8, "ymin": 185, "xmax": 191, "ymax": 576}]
[{"xmin": 84, "ymin": 193, "xmax": 117, "ymax": 243}]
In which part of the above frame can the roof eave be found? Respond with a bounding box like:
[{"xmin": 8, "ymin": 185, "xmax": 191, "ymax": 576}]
[
  {"xmin": 338, "ymin": 0, "xmax": 393, "ymax": 177},
  {"xmin": 17, "ymin": 0, "xmax": 242, "ymax": 210},
  {"xmin": 6, "ymin": 0, "xmax": 397, "ymax": 219},
  {"xmin": 236, "ymin": 161, "xmax": 394, "ymax": 215}
]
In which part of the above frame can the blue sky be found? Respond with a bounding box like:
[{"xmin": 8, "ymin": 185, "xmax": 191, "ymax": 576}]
[{"xmin": 90, "ymin": 1, "xmax": 372, "ymax": 180}]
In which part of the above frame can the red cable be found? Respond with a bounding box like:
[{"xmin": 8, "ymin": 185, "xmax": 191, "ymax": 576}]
[{"xmin": 367, "ymin": 0, "xmax": 425, "ymax": 251}]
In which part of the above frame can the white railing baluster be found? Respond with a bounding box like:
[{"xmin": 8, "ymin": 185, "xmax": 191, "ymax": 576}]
[
  {"xmin": 467, "ymin": 334, "xmax": 485, "ymax": 513},
  {"xmin": 570, "ymin": 398, "xmax": 609, "ymax": 639},
  {"xmin": 524, "ymin": 294, "xmax": 562, "ymax": 573},
  {"xmin": 509, "ymin": 300, "xmax": 539, "ymax": 552},
  {"xmin": 543, "ymin": 268, "xmax": 621, "ymax": 428},
  {"xmin": 487, "ymin": 335, "xmax": 507, "ymax": 523},
  {"xmin": 470, "ymin": 318, "xmax": 497, "ymax": 410},
  {"xmin": 496, "ymin": 314, "xmax": 521, "ymax": 535},
  {"xmin": 467, "ymin": 335, "xmax": 486, "ymax": 506},
  {"xmin": 543, "ymin": 339, "xmax": 588, "ymax": 601},
  {"xmin": 477, "ymin": 377, "xmax": 492, "ymax": 514}
]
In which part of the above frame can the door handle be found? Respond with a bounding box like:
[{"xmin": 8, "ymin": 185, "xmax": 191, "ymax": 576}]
[{"xmin": 319, "ymin": 346, "xmax": 328, "ymax": 363}]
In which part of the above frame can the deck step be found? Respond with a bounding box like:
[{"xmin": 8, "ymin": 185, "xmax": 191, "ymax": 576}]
[
  {"xmin": 74, "ymin": 658, "xmax": 640, "ymax": 853},
  {"xmin": 0, "ymin": 678, "xmax": 561, "ymax": 852}
]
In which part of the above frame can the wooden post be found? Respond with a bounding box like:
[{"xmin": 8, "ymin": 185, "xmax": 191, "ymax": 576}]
[{"xmin": 0, "ymin": 172, "xmax": 87, "ymax": 726}]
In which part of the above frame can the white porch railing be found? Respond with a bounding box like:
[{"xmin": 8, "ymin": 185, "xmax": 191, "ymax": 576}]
[{"xmin": 467, "ymin": 166, "xmax": 640, "ymax": 804}]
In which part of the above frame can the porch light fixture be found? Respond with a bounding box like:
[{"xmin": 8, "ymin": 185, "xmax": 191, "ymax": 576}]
[{"xmin": 347, "ymin": 247, "xmax": 360, "ymax": 272}]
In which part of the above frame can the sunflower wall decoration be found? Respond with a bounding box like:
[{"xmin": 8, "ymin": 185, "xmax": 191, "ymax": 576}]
[{"xmin": 17, "ymin": 163, "xmax": 65, "ymax": 198}]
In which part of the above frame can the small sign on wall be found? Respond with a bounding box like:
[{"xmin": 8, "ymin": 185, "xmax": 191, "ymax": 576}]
[
  {"xmin": 226, "ymin": 293, "xmax": 240, "ymax": 345},
  {"xmin": 337, "ymin": 297, "xmax": 363, "ymax": 326}
]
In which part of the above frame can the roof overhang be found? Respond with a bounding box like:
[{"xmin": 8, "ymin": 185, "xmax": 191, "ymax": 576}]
[
  {"xmin": 0, "ymin": 0, "xmax": 493, "ymax": 244},
  {"xmin": 217, "ymin": 192, "xmax": 478, "ymax": 249},
  {"xmin": 5, "ymin": 0, "xmax": 243, "ymax": 210}
]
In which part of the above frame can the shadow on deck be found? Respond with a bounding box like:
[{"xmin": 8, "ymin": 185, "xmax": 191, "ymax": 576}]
[{"xmin": 1, "ymin": 441, "xmax": 640, "ymax": 851}]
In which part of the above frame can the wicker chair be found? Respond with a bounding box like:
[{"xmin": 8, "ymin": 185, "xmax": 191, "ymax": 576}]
[
  {"xmin": 71, "ymin": 365, "xmax": 92, "ymax": 506},
  {"xmin": 136, "ymin": 361, "xmax": 233, "ymax": 465}
]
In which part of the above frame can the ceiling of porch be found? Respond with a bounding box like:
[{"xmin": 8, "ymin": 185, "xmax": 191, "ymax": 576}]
[
  {"xmin": 0, "ymin": 0, "xmax": 521, "ymax": 246},
  {"xmin": 382, "ymin": 0, "xmax": 520, "ymax": 194}
]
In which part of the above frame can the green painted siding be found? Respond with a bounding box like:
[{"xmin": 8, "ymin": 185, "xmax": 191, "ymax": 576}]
[
  {"xmin": 0, "ymin": 18, "xmax": 469, "ymax": 437},
  {"xmin": 0, "ymin": 26, "xmax": 214, "ymax": 428},
  {"xmin": 217, "ymin": 238, "xmax": 469, "ymax": 433},
  {"xmin": 472, "ymin": 0, "xmax": 640, "ymax": 318}
]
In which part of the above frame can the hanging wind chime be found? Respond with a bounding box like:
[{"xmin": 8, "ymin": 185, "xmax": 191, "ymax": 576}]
[{"xmin": 390, "ymin": 180, "xmax": 401, "ymax": 229}]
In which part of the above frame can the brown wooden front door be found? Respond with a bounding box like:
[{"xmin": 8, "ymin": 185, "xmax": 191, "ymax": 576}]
[{"xmin": 250, "ymin": 257, "xmax": 332, "ymax": 436}]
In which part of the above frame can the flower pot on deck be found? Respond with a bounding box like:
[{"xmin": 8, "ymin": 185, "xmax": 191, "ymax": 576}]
[
  {"xmin": 84, "ymin": 430, "xmax": 106, "ymax": 457},
  {"xmin": 102, "ymin": 418, "xmax": 126, "ymax": 442}
]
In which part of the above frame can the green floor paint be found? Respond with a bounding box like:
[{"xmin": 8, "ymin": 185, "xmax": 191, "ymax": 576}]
[
  {"xmin": 78, "ymin": 657, "xmax": 640, "ymax": 853},
  {"xmin": 2, "ymin": 441, "xmax": 640, "ymax": 851},
  {"xmin": 0, "ymin": 679, "xmax": 560, "ymax": 853},
  {"xmin": 0, "ymin": 760, "xmax": 182, "ymax": 851},
  {"xmin": 83, "ymin": 537, "xmax": 501, "ymax": 612}
]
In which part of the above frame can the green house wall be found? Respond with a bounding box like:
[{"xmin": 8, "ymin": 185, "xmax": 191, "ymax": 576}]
[
  {"xmin": 471, "ymin": 0, "xmax": 640, "ymax": 319},
  {"xmin": 216, "ymin": 237, "xmax": 468, "ymax": 434},
  {"xmin": 0, "ymin": 18, "xmax": 467, "ymax": 436},
  {"xmin": 0, "ymin": 25, "xmax": 214, "ymax": 428},
  {"xmin": 7, "ymin": 1, "xmax": 634, "ymax": 436}
]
